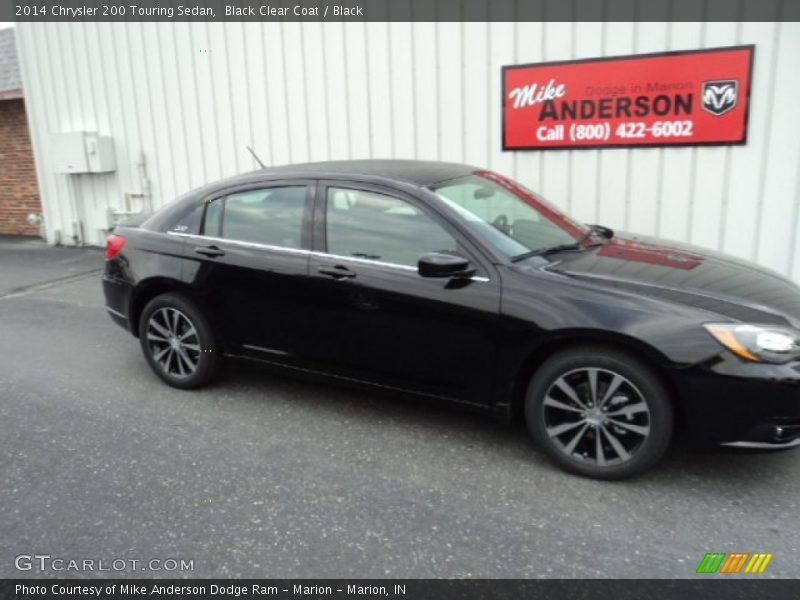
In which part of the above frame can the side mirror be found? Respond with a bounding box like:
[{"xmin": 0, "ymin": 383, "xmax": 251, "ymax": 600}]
[{"xmin": 418, "ymin": 252, "xmax": 476, "ymax": 279}]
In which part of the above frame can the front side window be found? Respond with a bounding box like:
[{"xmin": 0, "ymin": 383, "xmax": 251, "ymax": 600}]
[
  {"xmin": 203, "ymin": 186, "xmax": 307, "ymax": 248},
  {"xmin": 325, "ymin": 187, "xmax": 457, "ymax": 267},
  {"xmin": 431, "ymin": 172, "xmax": 586, "ymax": 259}
]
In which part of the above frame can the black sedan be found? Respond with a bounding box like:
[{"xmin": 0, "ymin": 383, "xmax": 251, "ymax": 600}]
[{"xmin": 103, "ymin": 160, "xmax": 800, "ymax": 479}]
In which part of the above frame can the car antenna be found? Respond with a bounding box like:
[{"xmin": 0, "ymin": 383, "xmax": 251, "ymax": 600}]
[{"xmin": 246, "ymin": 145, "xmax": 266, "ymax": 169}]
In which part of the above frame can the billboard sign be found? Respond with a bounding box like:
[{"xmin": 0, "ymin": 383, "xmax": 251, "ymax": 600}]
[{"xmin": 502, "ymin": 45, "xmax": 754, "ymax": 150}]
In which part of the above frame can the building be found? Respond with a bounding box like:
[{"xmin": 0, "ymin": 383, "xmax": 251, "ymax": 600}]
[
  {"xmin": 12, "ymin": 20, "xmax": 800, "ymax": 283},
  {"xmin": 0, "ymin": 27, "xmax": 41, "ymax": 237}
]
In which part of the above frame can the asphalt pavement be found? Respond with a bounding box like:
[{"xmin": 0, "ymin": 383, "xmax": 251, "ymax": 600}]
[
  {"xmin": 0, "ymin": 235, "xmax": 103, "ymax": 296},
  {"xmin": 1, "ymin": 238, "xmax": 799, "ymax": 579}
]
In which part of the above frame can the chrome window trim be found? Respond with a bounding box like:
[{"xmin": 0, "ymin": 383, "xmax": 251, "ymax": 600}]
[
  {"xmin": 167, "ymin": 230, "xmax": 310, "ymax": 256},
  {"xmin": 310, "ymin": 250, "xmax": 416, "ymax": 272},
  {"xmin": 166, "ymin": 230, "xmax": 490, "ymax": 282},
  {"xmin": 312, "ymin": 251, "xmax": 491, "ymax": 282}
]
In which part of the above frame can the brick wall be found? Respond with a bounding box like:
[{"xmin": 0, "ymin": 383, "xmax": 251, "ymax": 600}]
[{"xmin": 0, "ymin": 98, "xmax": 41, "ymax": 237}]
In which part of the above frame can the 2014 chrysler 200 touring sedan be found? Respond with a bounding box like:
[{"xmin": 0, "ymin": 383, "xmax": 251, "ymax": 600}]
[{"xmin": 103, "ymin": 160, "xmax": 800, "ymax": 479}]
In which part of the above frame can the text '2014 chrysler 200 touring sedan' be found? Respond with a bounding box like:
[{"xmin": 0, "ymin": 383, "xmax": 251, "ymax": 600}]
[{"xmin": 102, "ymin": 160, "xmax": 800, "ymax": 479}]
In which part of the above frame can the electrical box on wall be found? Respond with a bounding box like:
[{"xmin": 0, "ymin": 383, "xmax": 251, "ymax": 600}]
[{"xmin": 53, "ymin": 132, "xmax": 116, "ymax": 174}]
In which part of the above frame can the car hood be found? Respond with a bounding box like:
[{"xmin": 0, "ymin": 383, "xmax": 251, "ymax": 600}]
[{"xmin": 542, "ymin": 233, "xmax": 800, "ymax": 329}]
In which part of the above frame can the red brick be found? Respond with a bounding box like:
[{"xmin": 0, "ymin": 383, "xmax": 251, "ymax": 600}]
[{"xmin": 0, "ymin": 99, "xmax": 41, "ymax": 236}]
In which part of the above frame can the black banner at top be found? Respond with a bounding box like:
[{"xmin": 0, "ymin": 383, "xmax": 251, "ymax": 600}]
[{"xmin": 4, "ymin": 0, "xmax": 800, "ymax": 23}]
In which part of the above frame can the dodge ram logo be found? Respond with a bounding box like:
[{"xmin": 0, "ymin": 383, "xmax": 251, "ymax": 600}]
[{"xmin": 702, "ymin": 80, "xmax": 738, "ymax": 116}]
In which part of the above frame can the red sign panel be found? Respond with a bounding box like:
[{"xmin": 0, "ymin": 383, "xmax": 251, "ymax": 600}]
[{"xmin": 502, "ymin": 45, "xmax": 754, "ymax": 150}]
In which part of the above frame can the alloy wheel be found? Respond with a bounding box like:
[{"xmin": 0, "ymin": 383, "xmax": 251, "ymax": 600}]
[
  {"xmin": 145, "ymin": 307, "xmax": 201, "ymax": 378},
  {"xmin": 542, "ymin": 367, "xmax": 651, "ymax": 466}
]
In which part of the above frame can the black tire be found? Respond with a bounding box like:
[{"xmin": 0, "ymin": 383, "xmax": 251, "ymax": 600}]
[
  {"xmin": 525, "ymin": 346, "xmax": 673, "ymax": 480},
  {"xmin": 138, "ymin": 292, "xmax": 220, "ymax": 389}
]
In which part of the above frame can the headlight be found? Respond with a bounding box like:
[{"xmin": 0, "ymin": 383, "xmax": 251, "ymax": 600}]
[{"xmin": 704, "ymin": 323, "xmax": 800, "ymax": 364}]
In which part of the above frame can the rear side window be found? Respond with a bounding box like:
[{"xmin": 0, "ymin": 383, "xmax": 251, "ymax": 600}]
[
  {"xmin": 169, "ymin": 204, "xmax": 203, "ymax": 234},
  {"xmin": 201, "ymin": 186, "xmax": 307, "ymax": 248},
  {"xmin": 203, "ymin": 199, "xmax": 223, "ymax": 236}
]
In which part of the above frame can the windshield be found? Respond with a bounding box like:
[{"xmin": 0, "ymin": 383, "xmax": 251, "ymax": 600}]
[{"xmin": 431, "ymin": 171, "xmax": 587, "ymax": 259}]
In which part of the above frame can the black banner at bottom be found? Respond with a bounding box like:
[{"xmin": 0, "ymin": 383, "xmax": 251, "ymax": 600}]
[{"xmin": 2, "ymin": 579, "xmax": 798, "ymax": 600}]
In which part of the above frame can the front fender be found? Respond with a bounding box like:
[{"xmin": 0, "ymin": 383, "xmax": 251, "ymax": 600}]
[{"xmin": 499, "ymin": 267, "xmax": 724, "ymax": 366}]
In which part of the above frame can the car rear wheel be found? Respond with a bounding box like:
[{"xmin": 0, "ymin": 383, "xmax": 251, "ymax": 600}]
[
  {"xmin": 525, "ymin": 347, "xmax": 673, "ymax": 480},
  {"xmin": 138, "ymin": 293, "xmax": 220, "ymax": 389}
]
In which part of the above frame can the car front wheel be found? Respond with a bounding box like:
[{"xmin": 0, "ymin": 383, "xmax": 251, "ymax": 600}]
[
  {"xmin": 138, "ymin": 292, "xmax": 220, "ymax": 389},
  {"xmin": 525, "ymin": 346, "xmax": 673, "ymax": 480}
]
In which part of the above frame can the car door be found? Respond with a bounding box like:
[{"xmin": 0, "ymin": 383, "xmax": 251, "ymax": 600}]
[
  {"xmin": 178, "ymin": 181, "xmax": 316, "ymax": 362},
  {"xmin": 306, "ymin": 181, "xmax": 502, "ymax": 406}
]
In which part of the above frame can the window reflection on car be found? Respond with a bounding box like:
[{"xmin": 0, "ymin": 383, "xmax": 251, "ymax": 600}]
[
  {"xmin": 326, "ymin": 187, "xmax": 457, "ymax": 266},
  {"xmin": 432, "ymin": 174, "xmax": 584, "ymax": 258}
]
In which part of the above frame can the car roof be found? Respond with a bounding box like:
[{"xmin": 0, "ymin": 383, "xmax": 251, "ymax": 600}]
[{"xmin": 211, "ymin": 159, "xmax": 479, "ymax": 190}]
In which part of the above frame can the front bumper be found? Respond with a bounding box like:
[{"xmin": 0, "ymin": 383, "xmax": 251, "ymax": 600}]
[{"xmin": 670, "ymin": 353, "xmax": 800, "ymax": 447}]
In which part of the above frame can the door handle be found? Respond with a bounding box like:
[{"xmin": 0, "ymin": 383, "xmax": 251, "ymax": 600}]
[
  {"xmin": 317, "ymin": 265, "xmax": 356, "ymax": 279},
  {"xmin": 194, "ymin": 245, "xmax": 225, "ymax": 258}
]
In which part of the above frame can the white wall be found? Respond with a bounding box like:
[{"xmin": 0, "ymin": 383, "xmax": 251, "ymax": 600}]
[{"xmin": 14, "ymin": 20, "xmax": 800, "ymax": 282}]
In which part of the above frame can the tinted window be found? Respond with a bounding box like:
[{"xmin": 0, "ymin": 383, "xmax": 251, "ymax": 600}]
[
  {"xmin": 169, "ymin": 204, "xmax": 203, "ymax": 234},
  {"xmin": 214, "ymin": 187, "xmax": 307, "ymax": 248},
  {"xmin": 326, "ymin": 188, "xmax": 457, "ymax": 266},
  {"xmin": 203, "ymin": 199, "xmax": 223, "ymax": 237},
  {"xmin": 432, "ymin": 174, "xmax": 582, "ymax": 258}
]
